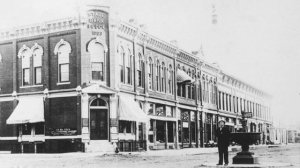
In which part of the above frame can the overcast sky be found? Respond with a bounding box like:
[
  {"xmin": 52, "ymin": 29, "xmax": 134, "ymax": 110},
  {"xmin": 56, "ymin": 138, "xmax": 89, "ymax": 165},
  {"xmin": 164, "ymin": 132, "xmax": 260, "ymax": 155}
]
[{"xmin": 1, "ymin": 0, "xmax": 299, "ymax": 128}]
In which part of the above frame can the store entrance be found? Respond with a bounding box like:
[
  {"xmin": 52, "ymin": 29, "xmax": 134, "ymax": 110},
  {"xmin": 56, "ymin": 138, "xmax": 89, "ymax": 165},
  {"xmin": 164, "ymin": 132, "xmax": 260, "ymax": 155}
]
[
  {"xmin": 90, "ymin": 98, "xmax": 109, "ymax": 140},
  {"xmin": 90, "ymin": 109, "xmax": 108, "ymax": 140}
]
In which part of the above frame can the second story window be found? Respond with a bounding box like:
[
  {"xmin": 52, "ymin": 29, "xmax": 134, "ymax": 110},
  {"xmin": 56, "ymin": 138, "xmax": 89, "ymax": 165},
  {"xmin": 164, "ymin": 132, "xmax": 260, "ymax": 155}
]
[
  {"xmin": 32, "ymin": 44, "xmax": 43, "ymax": 85},
  {"xmin": 148, "ymin": 58, "xmax": 153, "ymax": 90},
  {"xmin": 21, "ymin": 48, "xmax": 31, "ymax": 86},
  {"xmin": 137, "ymin": 53, "xmax": 144, "ymax": 88},
  {"xmin": 54, "ymin": 39, "xmax": 71, "ymax": 83},
  {"xmin": 161, "ymin": 62, "xmax": 166, "ymax": 93},
  {"xmin": 88, "ymin": 39, "xmax": 107, "ymax": 81},
  {"xmin": 119, "ymin": 47, "xmax": 125, "ymax": 83},
  {"xmin": 126, "ymin": 50, "xmax": 132, "ymax": 85},
  {"xmin": 168, "ymin": 65, "xmax": 173, "ymax": 94},
  {"xmin": 18, "ymin": 43, "xmax": 43, "ymax": 86}
]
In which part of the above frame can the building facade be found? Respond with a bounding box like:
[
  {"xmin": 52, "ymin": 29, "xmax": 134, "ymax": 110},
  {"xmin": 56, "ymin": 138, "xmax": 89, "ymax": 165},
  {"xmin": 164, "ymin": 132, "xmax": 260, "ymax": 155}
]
[{"xmin": 0, "ymin": 3, "xmax": 273, "ymax": 153}]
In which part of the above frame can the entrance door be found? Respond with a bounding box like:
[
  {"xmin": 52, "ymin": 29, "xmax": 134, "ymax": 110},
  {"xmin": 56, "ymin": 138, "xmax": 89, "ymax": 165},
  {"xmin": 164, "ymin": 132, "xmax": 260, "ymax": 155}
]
[{"xmin": 90, "ymin": 109, "xmax": 108, "ymax": 140}]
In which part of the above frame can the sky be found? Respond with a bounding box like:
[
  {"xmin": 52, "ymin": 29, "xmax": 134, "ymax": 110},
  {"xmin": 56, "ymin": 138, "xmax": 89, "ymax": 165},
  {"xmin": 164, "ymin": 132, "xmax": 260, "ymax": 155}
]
[{"xmin": 1, "ymin": 0, "xmax": 300, "ymax": 128}]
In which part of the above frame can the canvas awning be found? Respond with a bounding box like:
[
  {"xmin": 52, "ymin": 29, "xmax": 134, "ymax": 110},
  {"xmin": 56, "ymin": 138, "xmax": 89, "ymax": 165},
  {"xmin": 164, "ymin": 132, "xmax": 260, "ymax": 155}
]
[
  {"xmin": 177, "ymin": 69, "xmax": 194, "ymax": 83},
  {"xmin": 118, "ymin": 95, "xmax": 148, "ymax": 123},
  {"xmin": 7, "ymin": 96, "xmax": 45, "ymax": 124}
]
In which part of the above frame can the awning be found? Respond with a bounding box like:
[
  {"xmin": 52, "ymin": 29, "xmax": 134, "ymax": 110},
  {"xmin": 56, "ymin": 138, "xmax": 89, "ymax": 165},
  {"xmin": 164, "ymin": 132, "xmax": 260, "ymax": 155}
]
[
  {"xmin": 177, "ymin": 69, "xmax": 195, "ymax": 83},
  {"xmin": 118, "ymin": 95, "xmax": 148, "ymax": 123},
  {"xmin": 7, "ymin": 96, "xmax": 45, "ymax": 124}
]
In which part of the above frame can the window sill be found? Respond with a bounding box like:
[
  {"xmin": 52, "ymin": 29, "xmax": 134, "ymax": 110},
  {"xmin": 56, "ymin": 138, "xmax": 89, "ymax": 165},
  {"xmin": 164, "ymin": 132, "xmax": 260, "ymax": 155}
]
[
  {"xmin": 57, "ymin": 82, "xmax": 71, "ymax": 85},
  {"xmin": 20, "ymin": 85, "xmax": 43, "ymax": 89}
]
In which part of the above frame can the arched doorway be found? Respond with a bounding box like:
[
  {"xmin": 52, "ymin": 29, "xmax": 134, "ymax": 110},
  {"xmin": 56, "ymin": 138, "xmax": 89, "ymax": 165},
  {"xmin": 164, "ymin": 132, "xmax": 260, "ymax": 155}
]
[{"xmin": 89, "ymin": 98, "xmax": 109, "ymax": 140}]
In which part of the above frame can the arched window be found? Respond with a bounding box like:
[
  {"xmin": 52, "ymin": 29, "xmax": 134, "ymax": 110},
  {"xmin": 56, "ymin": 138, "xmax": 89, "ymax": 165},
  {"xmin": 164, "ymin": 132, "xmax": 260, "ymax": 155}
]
[
  {"xmin": 148, "ymin": 58, "xmax": 153, "ymax": 90},
  {"xmin": 161, "ymin": 62, "xmax": 165, "ymax": 93},
  {"xmin": 90, "ymin": 98, "xmax": 107, "ymax": 107},
  {"xmin": 88, "ymin": 40, "xmax": 106, "ymax": 81},
  {"xmin": 156, "ymin": 60, "xmax": 160, "ymax": 91},
  {"xmin": 18, "ymin": 45, "xmax": 32, "ymax": 86},
  {"xmin": 201, "ymin": 75, "xmax": 206, "ymax": 102},
  {"xmin": 126, "ymin": 49, "xmax": 132, "ymax": 84},
  {"xmin": 32, "ymin": 43, "xmax": 43, "ymax": 85},
  {"xmin": 168, "ymin": 65, "xmax": 173, "ymax": 94},
  {"xmin": 137, "ymin": 53, "xmax": 144, "ymax": 87},
  {"xmin": 54, "ymin": 39, "xmax": 71, "ymax": 83},
  {"xmin": 119, "ymin": 47, "xmax": 125, "ymax": 83}
]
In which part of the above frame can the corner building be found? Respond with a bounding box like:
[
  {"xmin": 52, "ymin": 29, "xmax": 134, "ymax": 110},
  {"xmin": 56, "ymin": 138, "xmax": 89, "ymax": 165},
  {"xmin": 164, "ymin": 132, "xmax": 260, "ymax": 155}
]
[{"xmin": 0, "ymin": 3, "xmax": 272, "ymax": 153}]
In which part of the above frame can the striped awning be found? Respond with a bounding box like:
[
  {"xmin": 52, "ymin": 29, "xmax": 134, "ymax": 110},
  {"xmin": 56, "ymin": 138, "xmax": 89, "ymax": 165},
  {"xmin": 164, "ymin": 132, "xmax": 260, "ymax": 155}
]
[{"xmin": 177, "ymin": 69, "xmax": 194, "ymax": 83}]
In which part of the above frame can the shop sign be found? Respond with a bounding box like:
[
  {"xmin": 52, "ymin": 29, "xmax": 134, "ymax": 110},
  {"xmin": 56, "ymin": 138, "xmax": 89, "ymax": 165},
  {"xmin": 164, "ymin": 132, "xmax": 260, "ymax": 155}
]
[
  {"xmin": 50, "ymin": 128, "xmax": 77, "ymax": 136},
  {"xmin": 242, "ymin": 112, "xmax": 253, "ymax": 118},
  {"xmin": 87, "ymin": 10, "xmax": 106, "ymax": 30},
  {"xmin": 183, "ymin": 122, "xmax": 189, "ymax": 128}
]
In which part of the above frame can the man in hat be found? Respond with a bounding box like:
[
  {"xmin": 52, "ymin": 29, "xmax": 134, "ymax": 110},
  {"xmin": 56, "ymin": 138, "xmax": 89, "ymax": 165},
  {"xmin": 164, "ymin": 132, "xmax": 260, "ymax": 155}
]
[{"xmin": 216, "ymin": 119, "xmax": 230, "ymax": 166}]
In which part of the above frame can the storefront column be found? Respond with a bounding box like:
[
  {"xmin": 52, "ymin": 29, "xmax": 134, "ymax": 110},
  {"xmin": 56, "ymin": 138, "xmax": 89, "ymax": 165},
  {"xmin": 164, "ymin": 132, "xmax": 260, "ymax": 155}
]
[
  {"xmin": 81, "ymin": 93, "xmax": 89, "ymax": 149},
  {"xmin": 109, "ymin": 94, "xmax": 118, "ymax": 143},
  {"xmin": 144, "ymin": 101, "xmax": 150, "ymax": 151},
  {"xmin": 175, "ymin": 106, "xmax": 180, "ymax": 149},
  {"xmin": 196, "ymin": 110, "xmax": 200, "ymax": 148},
  {"xmin": 153, "ymin": 120, "xmax": 157, "ymax": 145},
  {"xmin": 165, "ymin": 121, "xmax": 168, "ymax": 149}
]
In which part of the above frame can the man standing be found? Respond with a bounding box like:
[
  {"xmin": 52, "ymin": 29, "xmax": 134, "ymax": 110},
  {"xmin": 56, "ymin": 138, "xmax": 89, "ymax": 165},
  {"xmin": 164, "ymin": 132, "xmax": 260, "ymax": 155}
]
[{"xmin": 216, "ymin": 120, "xmax": 230, "ymax": 166}]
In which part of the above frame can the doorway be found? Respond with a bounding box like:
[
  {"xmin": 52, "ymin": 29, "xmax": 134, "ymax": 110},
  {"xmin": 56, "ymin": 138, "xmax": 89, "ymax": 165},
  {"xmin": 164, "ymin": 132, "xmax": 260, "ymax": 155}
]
[{"xmin": 90, "ymin": 98, "xmax": 109, "ymax": 140}]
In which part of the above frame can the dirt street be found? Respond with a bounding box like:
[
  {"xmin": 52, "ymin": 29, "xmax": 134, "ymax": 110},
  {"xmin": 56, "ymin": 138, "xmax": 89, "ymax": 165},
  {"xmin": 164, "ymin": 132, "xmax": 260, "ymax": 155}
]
[{"xmin": 0, "ymin": 144, "xmax": 299, "ymax": 168}]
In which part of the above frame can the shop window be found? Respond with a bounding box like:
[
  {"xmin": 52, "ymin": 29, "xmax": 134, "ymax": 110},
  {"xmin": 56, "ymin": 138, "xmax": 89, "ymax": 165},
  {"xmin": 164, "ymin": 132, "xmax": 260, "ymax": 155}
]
[
  {"xmin": 149, "ymin": 120, "xmax": 154, "ymax": 143},
  {"xmin": 147, "ymin": 103, "xmax": 154, "ymax": 115},
  {"xmin": 89, "ymin": 42, "xmax": 105, "ymax": 81},
  {"xmin": 119, "ymin": 120, "xmax": 134, "ymax": 133},
  {"xmin": 178, "ymin": 120, "xmax": 182, "ymax": 143},
  {"xmin": 55, "ymin": 39, "xmax": 71, "ymax": 83},
  {"xmin": 167, "ymin": 121, "xmax": 174, "ymax": 142},
  {"xmin": 21, "ymin": 124, "xmax": 32, "ymax": 135},
  {"xmin": 35, "ymin": 122, "xmax": 45, "ymax": 135},
  {"xmin": 166, "ymin": 106, "xmax": 173, "ymax": 117},
  {"xmin": 156, "ymin": 120, "xmax": 165, "ymax": 143},
  {"xmin": 155, "ymin": 104, "xmax": 166, "ymax": 116}
]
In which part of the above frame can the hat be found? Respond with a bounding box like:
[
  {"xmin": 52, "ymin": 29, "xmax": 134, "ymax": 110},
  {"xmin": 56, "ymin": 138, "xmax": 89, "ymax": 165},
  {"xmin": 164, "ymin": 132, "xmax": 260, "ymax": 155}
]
[{"xmin": 218, "ymin": 120, "xmax": 225, "ymax": 124}]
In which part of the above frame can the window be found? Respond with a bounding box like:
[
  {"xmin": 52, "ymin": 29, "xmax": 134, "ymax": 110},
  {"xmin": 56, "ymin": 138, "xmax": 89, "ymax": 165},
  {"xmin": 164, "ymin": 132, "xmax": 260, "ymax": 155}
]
[
  {"xmin": 119, "ymin": 121, "xmax": 134, "ymax": 133},
  {"xmin": 168, "ymin": 65, "xmax": 173, "ymax": 94},
  {"xmin": 148, "ymin": 58, "xmax": 153, "ymax": 90},
  {"xmin": 156, "ymin": 60, "xmax": 160, "ymax": 91},
  {"xmin": 89, "ymin": 42, "xmax": 105, "ymax": 81},
  {"xmin": 137, "ymin": 53, "xmax": 144, "ymax": 87},
  {"xmin": 19, "ymin": 46, "xmax": 31, "ymax": 86},
  {"xmin": 126, "ymin": 50, "xmax": 132, "ymax": 84},
  {"xmin": 119, "ymin": 47, "xmax": 125, "ymax": 83},
  {"xmin": 161, "ymin": 62, "xmax": 166, "ymax": 92},
  {"xmin": 32, "ymin": 45, "xmax": 43, "ymax": 85},
  {"xmin": 54, "ymin": 39, "xmax": 71, "ymax": 83}
]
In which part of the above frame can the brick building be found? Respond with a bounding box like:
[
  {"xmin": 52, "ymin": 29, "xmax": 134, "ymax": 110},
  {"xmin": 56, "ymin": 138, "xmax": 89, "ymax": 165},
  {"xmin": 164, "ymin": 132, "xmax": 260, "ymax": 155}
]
[{"xmin": 0, "ymin": 3, "xmax": 272, "ymax": 153}]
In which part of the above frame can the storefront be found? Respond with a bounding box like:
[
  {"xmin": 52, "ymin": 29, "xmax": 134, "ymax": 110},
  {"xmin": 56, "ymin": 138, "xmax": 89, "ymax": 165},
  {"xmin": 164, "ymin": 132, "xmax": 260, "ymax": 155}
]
[{"xmin": 148, "ymin": 102, "xmax": 177, "ymax": 150}]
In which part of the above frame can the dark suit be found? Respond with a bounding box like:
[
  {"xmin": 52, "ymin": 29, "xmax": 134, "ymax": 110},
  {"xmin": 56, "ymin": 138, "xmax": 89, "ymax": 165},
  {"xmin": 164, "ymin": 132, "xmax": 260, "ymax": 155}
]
[{"xmin": 216, "ymin": 126, "xmax": 230, "ymax": 164}]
